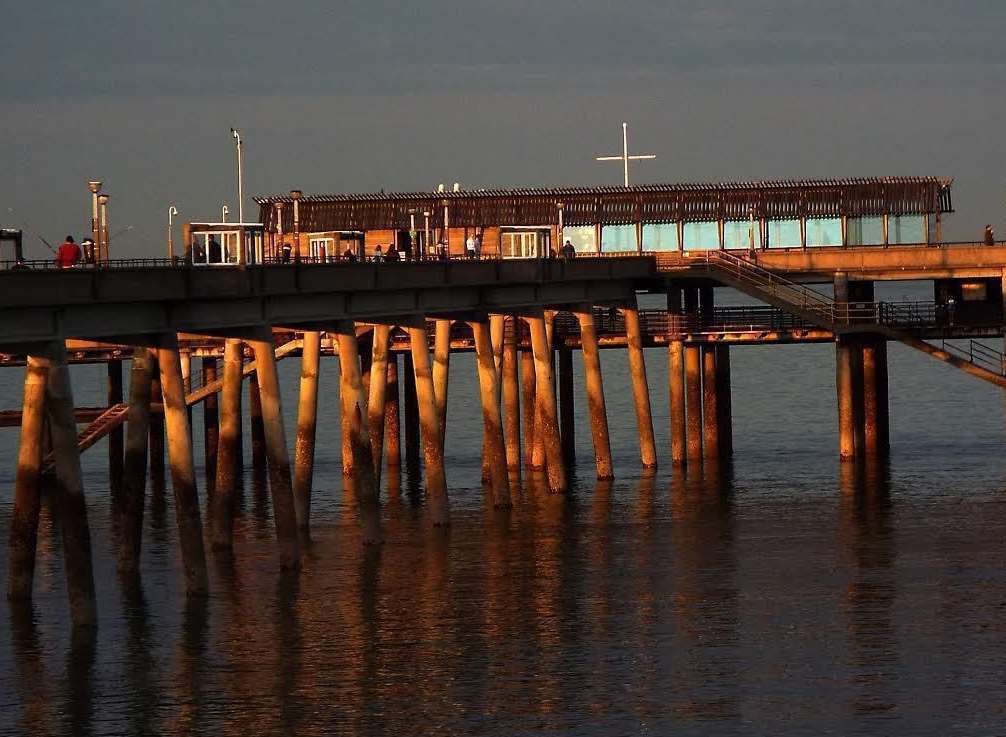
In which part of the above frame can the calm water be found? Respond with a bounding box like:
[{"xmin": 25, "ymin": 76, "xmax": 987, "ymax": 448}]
[{"xmin": 2, "ymin": 291, "xmax": 1006, "ymax": 735}]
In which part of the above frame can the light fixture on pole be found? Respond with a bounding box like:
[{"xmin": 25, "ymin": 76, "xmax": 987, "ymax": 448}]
[
  {"xmin": 87, "ymin": 180, "xmax": 102, "ymax": 251},
  {"xmin": 595, "ymin": 121, "xmax": 656, "ymax": 187},
  {"xmin": 230, "ymin": 127, "xmax": 244, "ymax": 223},
  {"xmin": 168, "ymin": 205, "xmax": 179, "ymax": 260},
  {"xmin": 97, "ymin": 193, "xmax": 110, "ymax": 264},
  {"xmin": 221, "ymin": 204, "xmax": 229, "ymax": 223},
  {"xmin": 290, "ymin": 189, "xmax": 302, "ymax": 262}
]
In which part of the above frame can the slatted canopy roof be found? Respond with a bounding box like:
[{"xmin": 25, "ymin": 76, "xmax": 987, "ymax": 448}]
[{"xmin": 255, "ymin": 176, "xmax": 953, "ymax": 233}]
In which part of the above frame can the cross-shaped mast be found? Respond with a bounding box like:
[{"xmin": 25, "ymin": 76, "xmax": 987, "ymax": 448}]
[{"xmin": 595, "ymin": 122, "xmax": 656, "ymax": 187}]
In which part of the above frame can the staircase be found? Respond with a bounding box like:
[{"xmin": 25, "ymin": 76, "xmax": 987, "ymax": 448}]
[
  {"xmin": 185, "ymin": 337, "xmax": 302, "ymax": 406},
  {"xmin": 42, "ymin": 402, "xmax": 130, "ymax": 474},
  {"xmin": 697, "ymin": 250, "xmax": 1006, "ymax": 388}
]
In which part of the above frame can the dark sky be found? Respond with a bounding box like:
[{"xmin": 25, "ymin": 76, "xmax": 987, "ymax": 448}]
[{"xmin": 3, "ymin": 1, "xmax": 1005, "ymax": 256}]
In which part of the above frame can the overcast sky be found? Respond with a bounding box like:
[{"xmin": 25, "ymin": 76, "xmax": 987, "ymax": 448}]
[{"xmin": 3, "ymin": 1, "xmax": 1005, "ymax": 256}]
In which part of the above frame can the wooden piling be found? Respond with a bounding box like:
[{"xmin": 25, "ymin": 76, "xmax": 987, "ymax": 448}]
[
  {"xmin": 836, "ymin": 336, "xmax": 856, "ymax": 461},
  {"xmin": 685, "ymin": 345, "xmax": 703, "ymax": 462},
  {"xmin": 248, "ymin": 373, "xmax": 267, "ymax": 474},
  {"xmin": 148, "ymin": 356, "xmax": 165, "ymax": 485},
  {"xmin": 157, "ymin": 335, "xmax": 209, "ymax": 595},
  {"xmin": 520, "ymin": 346, "xmax": 536, "ymax": 472},
  {"xmin": 201, "ymin": 358, "xmax": 218, "ymax": 494},
  {"xmin": 669, "ymin": 340, "xmax": 686, "ymax": 465},
  {"xmin": 433, "ymin": 319, "xmax": 451, "ymax": 447},
  {"xmin": 531, "ymin": 312, "xmax": 554, "ymax": 472},
  {"xmin": 334, "ymin": 322, "xmax": 382, "ymax": 543},
  {"xmin": 574, "ymin": 306, "xmax": 614, "ymax": 480},
  {"xmin": 862, "ymin": 337, "xmax": 881, "ymax": 458},
  {"xmin": 292, "ymin": 330, "xmax": 321, "ymax": 530},
  {"xmin": 502, "ymin": 322, "xmax": 521, "ymax": 477},
  {"xmin": 47, "ymin": 346, "xmax": 98, "ymax": 624},
  {"xmin": 107, "ymin": 360, "xmax": 124, "ymax": 495},
  {"xmin": 528, "ymin": 309, "xmax": 567, "ymax": 493},
  {"xmin": 406, "ymin": 318, "xmax": 449, "ymax": 524},
  {"xmin": 367, "ymin": 324, "xmax": 391, "ymax": 486},
  {"xmin": 701, "ymin": 345, "xmax": 719, "ymax": 461},
  {"xmin": 211, "ymin": 339, "xmax": 243, "ymax": 550},
  {"xmin": 558, "ymin": 344, "xmax": 575, "ymax": 466},
  {"xmin": 7, "ymin": 355, "xmax": 49, "ymax": 601},
  {"xmin": 403, "ymin": 352, "xmax": 421, "ymax": 474},
  {"xmin": 248, "ymin": 328, "xmax": 301, "ymax": 568},
  {"xmin": 623, "ymin": 300, "xmax": 657, "ymax": 469},
  {"xmin": 471, "ymin": 319, "xmax": 511, "ymax": 508},
  {"xmin": 851, "ymin": 338, "xmax": 866, "ymax": 460},
  {"xmin": 385, "ymin": 355, "xmax": 401, "ymax": 477},
  {"xmin": 119, "ymin": 347, "xmax": 154, "ymax": 573}
]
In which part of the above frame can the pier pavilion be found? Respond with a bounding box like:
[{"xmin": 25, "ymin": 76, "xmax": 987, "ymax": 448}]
[{"xmin": 9, "ymin": 174, "xmax": 1006, "ymax": 627}]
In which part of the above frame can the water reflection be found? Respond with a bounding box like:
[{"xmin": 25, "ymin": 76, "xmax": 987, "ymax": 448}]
[{"xmin": 8, "ymin": 604, "xmax": 53, "ymax": 735}]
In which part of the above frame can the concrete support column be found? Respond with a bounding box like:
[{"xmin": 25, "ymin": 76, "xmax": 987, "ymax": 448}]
[
  {"xmin": 402, "ymin": 352, "xmax": 421, "ymax": 475},
  {"xmin": 433, "ymin": 319, "xmax": 451, "ymax": 447},
  {"xmin": 248, "ymin": 373, "xmax": 267, "ymax": 474},
  {"xmin": 407, "ymin": 318, "xmax": 449, "ymax": 525},
  {"xmin": 715, "ymin": 344, "xmax": 733, "ymax": 456},
  {"xmin": 292, "ymin": 330, "xmax": 321, "ymax": 530},
  {"xmin": 158, "ymin": 334, "xmax": 209, "ymax": 595},
  {"xmin": 520, "ymin": 346, "xmax": 536, "ymax": 472},
  {"xmin": 119, "ymin": 347, "xmax": 154, "ymax": 573},
  {"xmin": 558, "ymin": 345, "xmax": 575, "ymax": 466},
  {"xmin": 47, "ymin": 346, "xmax": 98, "ymax": 624},
  {"xmin": 623, "ymin": 300, "xmax": 658, "ymax": 469},
  {"xmin": 471, "ymin": 318, "xmax": 511, "ymax": 508},
  {"xmin": 701, "ymin": 345, "xmax": 720, "ymax": 461},
  {"xmin": 502, "ymin": 322, "xmax": 521, "ymax": 477},
  {"xmin": 334, "ymin": 322, "xmax": 382, "ymax": 543},
  {"xmin": 528, "ymin": 309, "xmax": 567, "ymax": 493},
  {"xmin": 367, "ymin": 324, "xmax": 391, "ymax": 486},
  {"xmin": 248, "ymin": 328, "xmax": 302, "ymax": 568},
  {"xmin": 385, "ymin": 355, "xmax": 401, "ymax": 478},
  {"xmin": 201, "ymin": 358, "xmax": 218, "ymax": 494},
  {"xmin": 668, "ymin": 286, "xmax": 686, "ymax": 465},
  {"xmin": 107, "ymin": 360, "xmax": 124, "ymax": 495},
  {"xmin": 574, "ymin": 306, "xmax": 613, "ymax": 480},
  {"xmin": 7, "ymin": 355, "xmax": 49, "ymax": 601},
  {"xmin": 212, "ymin": 339, "xmax": 243, "ymax": 550}
]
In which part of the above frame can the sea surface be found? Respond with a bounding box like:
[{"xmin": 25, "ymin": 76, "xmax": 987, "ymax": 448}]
[{"xmin": 1, "ymin": 286, "xmax": 1006, "ymax": 736}]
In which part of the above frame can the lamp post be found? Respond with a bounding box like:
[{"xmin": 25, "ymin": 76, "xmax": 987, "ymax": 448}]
[
  {"xmin": 230, "ymin": 128, "xmax": 244, "ymax": 224},
  {"xmin": 274, "ymin": 201, "xmax": 284, "ymax": 263},
  {"xmin": 290, "ymin": 190, "xmax": 302, "ymax": 262},
  {"xmin": 97, "ymin": 194, "xmax": 110, "ymax": 264},
  {"xmin": 88, "ymin": 180, "xmax": 102, "ymax": 254},
  {"xmin": 167, "ymin": 205, "xmax": 179, "ymax": 260},
  {"xmin": 221, "ymin": 204, "xmax": 229, "ymax": 223},
  {"xmin": 423, "ymin": 210, "xmax": 431, "ymax": 261}
]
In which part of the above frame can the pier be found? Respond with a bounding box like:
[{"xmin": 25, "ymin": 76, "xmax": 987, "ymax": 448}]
[{"xmin": 6, "ymin": 175, "xmax": 1006, "ymax": 625}]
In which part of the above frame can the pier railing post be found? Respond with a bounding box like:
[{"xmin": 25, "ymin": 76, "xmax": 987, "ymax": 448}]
[
  {"xmin": 293, "ymin": 330, "xmax": 321, "ymax": 531},
  {"xmin": 574, "ymin": 305, "xmax": 614, "ymax": 480}
]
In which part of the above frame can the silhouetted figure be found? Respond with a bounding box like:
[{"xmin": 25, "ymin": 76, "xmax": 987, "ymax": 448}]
[
  {"xmin": 984, "ymin": 224, "xmax": 995, "ymax": 247},
  {"xmin": 343, "ymin": 246, "xmax": 357, "ymax": 262},
  {"xmin": 56, "ymin": 235, "xmax": 81, "ymax": 268},
  {"xmin": 281, "ymin": 242, "xmax": 292, "ymax": 263}
]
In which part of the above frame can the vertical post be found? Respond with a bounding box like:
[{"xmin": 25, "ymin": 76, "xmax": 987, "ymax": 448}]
[
  {"xmin": 471, "ymin": 319, "xmax": 511, "ymax": 508},
  {"xmin": 403, "ymin": 352, "xmax": 421, "ymax": 474},
  {"xmin": 834, "ymin": 273, "xmax": 856, "ymax": 461},
  {"xmin": 862, "ymin": 337, "xmax": 881, "ymax": 459},
  {"xmin": 574, "ymin": 306, "xmax": 614, "ymax": 479},
  {"xmin": 107, "ymin": 360, "xmax": 124, "ymax": 494},
  {"xmin": 668, "ymin": 287, "xmax": 686, "ymax": 465},
  {"xmin": 157, "ymin": 334, "xmax": 209, "ymax": 595},
  {"xmin": 502, "ymin": 322, "xmax": 521, "ymax": 478},
  {"xmin": 148, "ymin": 357, "xmax": 165, "ymax": 484},
  {"xmin": 7, "ymin": 355, "xmax": 49, "ymax": 601},
  {"xmin": 520, "ymin": 345, "xmax": 536, "ymax": 472},
  {"xmin": 212, "ymin": 339, "xmax": 243, "ymax": 550},
  {"xmin": 407, "ymin": 318, "xmax": 449, "ymax": 525},
  {"xmin": 292, "ymin": 330, "xmax": 321, "ymax": 530},
  {"xmin": 622, "ymin": 299, "xmax": 657, "ymax": 469},
  {"xmin": 367, "ymin": 324, "xmax": 391, "ymax": 486},
  {"xmin": 715, "ymin": 344, "xmax": 733, "ymax": 457},
  {"xmin": 201, "ymin": 358, "xmax": 218, "ymax": 494},
  {"xmin": 47, "ymin": 346, "xmax": 98, "ymax": 624},
  {"xmin": 528, "ymin": 309, "xmax": 567, "ymax": 493},
  {"xmin": 248, "ymin": 373, "xmax": 267, "ymax": 474},
  {"xmin": 875, "ymin": 339, "xmax": 890, "ymax": 458},
  {"xmin": 851, "ymin": 338, "xmax": 866, "ymax": 460},
  {"xmin": 248, "ymin": 328, "xmax": 301, "ymax": 568},
  {"xmin": 433, "ymin": 318, "xmax": 451, "ymax": 447},
  {"xmin": 701, "ymin": 345, "xmax": 719, "ymax": 461},
  {"xmin": 119, "ymin": 347, "xmax": 153, "ymax": 573},
  {"xmin": 531, "ymin": 311, "xmax": 555, "ymax": 471},
  {"xmin": 385, "ymin": 355, "xmax": 401, "ymax": 478},
  {"xmin": 558, "ymin": 345, "xmax": 575, "ymax": 466},
  {"xmin": 683, "ymin": 287, "xmax": 702, "ymax": 462},
  {"xmin": 334, "ymin": 322, "xmax": 382, "ymax": 543}
]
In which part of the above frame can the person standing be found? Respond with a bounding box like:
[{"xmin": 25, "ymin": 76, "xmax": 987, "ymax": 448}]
[
  {"xmin": 374, "ymin": 245, "xmax": 384, "ymax": 263},
  {"xmin": 82, "ymin": 237, "xmax": 96, "ymax": 265},
  {"xmin": 465, "ymin": 233, "xmax": 476, "ymax": 259},
  {"xmin": 984, "ymin": 224, "xmax": 995, "ymax": 247},
  {"xmin": 474, "ymin": 232, "xmax": 483, "ymax": 259},
  {"xmin": 55, "ymin": 235, "xmax": 81, "ymax": 268}
]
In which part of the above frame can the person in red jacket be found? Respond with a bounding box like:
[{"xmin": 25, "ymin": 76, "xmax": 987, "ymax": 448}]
[{"xmin": 55, "ymin": 235, "xmax": 81, "ymax": 268}]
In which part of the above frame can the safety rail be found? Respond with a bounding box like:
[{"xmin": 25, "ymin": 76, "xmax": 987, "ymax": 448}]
[{"xmin": 939, "ymin": 339, "xmax": 1005, "ymax": 375}]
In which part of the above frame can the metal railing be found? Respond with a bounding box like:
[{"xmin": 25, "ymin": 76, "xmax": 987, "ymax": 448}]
[{"xmin": 939, "ymin": 339, "xmax": 1006, "ymax": 375}]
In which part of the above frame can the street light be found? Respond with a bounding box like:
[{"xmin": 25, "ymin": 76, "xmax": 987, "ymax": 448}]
[
  {"xmin": 96, "ymin": 194, "xmax": 111, "ymax": 264},
  {"xmin": 221, "ymin": 204, "xmax": 229, "ymax": 223},
  {"xmin": 290, "ymin": 190, "xmax": 302, "ymax": 262},
  {"xmin": 88, "ymin": 180, "xmax": 102, "ymax": 253},
  {"xmin": 167, "ymin": 205, "xmax": 179, "ymax": 260},
  {"xmin": 230, "ymin": 127, "xmax": 244, "ymax": 224}
]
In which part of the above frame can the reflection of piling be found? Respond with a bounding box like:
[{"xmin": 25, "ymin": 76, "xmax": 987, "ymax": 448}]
[
  {"xmin": 120, "ymin": 348, "xmax": 154, "ymax": 573},
  {"xmin": 293, "ymin": 331, "xmax": 321, "ymax": 530},
  {"xmin": 212, "ymin": 339, "xmax": 243, "ymax": 550},
  {"xmin": 574, "ymin": 306, "xmax": 613, "ymax": 480}
]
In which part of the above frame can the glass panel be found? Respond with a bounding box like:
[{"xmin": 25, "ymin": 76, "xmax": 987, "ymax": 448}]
[
  {"xmin": 766, "ymin": 219, "xmax": 801, "ymax": 249},
  {"xmin": 562, "ymin": 225, "xmax": 597, "ymax": 254},
  {"xmin": 723, "ymin": 220, "xmax": 759, "ymax": 249},
  {"xmin": 889, "ymin": 215, "xmax": 925, "ymax": 244},
  {"xmin": 601, "ymin": 224, "xmax": 635, "ymax": 252},
  {"xmin": 806, "ymin": 217, "xmax": 842, "ymax": 247},
  {"xmin": 847, "ymin": 217, "xmax": 883, "ymax": 246},
  {"xmin": 642, "ymin": 223, "xmax": 679, "ymax": 251},
  {"xmin": 683, "ymin": 221, "xmax": 720, "ymax": 251}
]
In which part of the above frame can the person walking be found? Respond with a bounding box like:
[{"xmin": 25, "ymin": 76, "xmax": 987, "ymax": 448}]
[{"xmin": 55, "ymin": 235, "xmax": 81, "ymax": 268}]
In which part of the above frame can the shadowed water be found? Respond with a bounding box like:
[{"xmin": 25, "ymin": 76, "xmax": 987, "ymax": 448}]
[{"xmin": 2, "ymin": 326, "xmax": 1006, "ymax": 735}]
